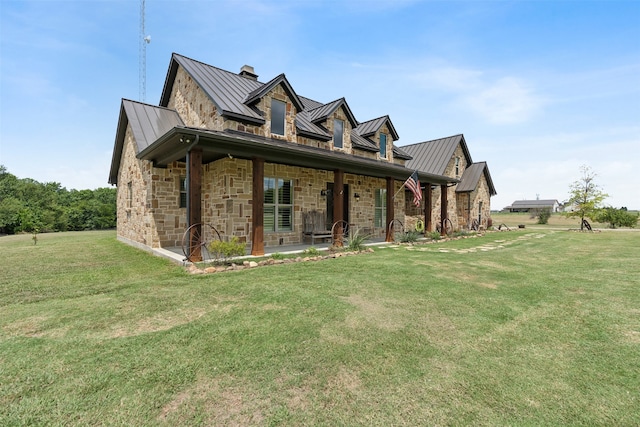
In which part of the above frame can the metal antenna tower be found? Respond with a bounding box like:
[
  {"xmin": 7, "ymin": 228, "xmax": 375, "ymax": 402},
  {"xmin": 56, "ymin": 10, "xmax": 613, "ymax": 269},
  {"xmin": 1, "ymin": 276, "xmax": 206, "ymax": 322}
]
[{"xmin": 139, "ymin": 0, "xmax": 151, "ymax": 102}]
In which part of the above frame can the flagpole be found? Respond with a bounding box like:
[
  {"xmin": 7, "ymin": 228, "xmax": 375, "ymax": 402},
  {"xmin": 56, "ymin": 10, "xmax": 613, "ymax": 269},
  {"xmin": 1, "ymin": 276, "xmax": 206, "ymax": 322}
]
[{"xmin": 392, "ymin": 181, "xmax": 407, "ymax": 199}]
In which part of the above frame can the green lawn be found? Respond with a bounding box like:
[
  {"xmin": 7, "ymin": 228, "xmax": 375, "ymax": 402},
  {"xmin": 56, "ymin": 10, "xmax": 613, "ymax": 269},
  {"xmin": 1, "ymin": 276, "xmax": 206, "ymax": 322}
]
[{"xmin": 1, "ymin": 229, "xmax": 639, "ymax": 426}]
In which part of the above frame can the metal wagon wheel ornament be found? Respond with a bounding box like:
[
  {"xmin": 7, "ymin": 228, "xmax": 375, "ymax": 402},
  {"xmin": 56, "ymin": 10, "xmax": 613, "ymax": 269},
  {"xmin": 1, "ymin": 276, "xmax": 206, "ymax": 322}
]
[
  {"xmin": 181, "ymin": 223, "xmax": 221, "ymax": 263},
  {"xmin": 330, "ymin": 220, "xmax": 350, "ymax": 247}
]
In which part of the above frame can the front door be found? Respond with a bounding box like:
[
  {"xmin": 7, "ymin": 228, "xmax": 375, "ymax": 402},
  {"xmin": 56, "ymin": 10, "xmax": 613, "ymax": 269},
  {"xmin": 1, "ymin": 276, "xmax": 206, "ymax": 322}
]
[{"xmin": 326, "ymin": 182, "xmax": 349, "ymax": 226}]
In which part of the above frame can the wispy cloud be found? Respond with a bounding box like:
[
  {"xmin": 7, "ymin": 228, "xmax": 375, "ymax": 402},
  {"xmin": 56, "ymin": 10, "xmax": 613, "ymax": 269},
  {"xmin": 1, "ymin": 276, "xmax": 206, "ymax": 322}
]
[{"xmin": 411, "ymin": 65, "xmax": 543, "ymax": 124}]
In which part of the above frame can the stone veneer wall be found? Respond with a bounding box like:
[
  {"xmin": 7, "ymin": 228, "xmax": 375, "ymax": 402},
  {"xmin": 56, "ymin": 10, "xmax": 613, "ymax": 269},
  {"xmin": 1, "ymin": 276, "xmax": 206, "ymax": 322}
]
[
  {"xmin": 116, "ymin": 125, "xmax": 158, "ymax": 248},
  {"xmin": 118, "ymin": 146, "xmax": 409, "ymax": 250}
]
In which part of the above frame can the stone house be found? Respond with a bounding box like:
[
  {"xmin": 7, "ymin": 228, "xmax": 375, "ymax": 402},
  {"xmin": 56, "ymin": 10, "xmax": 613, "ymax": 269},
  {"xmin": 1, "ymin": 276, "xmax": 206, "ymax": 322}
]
[
  {"xmin": 402, "ymin": 134, "xmax": 497, "ymax": 231},
  {"xmin": 108, "ymin": 53, "xmax": 489, "ymax": 257}
]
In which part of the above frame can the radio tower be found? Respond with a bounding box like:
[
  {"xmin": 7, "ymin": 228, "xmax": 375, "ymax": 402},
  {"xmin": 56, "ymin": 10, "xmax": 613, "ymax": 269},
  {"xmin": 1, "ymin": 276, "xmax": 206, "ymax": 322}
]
[{"xmin": 139, "ymin": 0, "xmax": 151, "ymax": 102}]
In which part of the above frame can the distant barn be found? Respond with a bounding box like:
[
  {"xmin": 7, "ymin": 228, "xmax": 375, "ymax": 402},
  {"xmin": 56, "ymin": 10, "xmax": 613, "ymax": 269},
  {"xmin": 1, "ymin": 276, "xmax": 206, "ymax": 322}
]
[{"xmin": 504, "ymin": 199, "xmax": 561, "ymax": 213}]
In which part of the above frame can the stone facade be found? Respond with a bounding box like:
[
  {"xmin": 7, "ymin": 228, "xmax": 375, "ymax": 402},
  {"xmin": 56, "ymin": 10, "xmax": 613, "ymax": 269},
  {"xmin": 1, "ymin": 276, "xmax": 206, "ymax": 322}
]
[
  {"xmin": 404, "ymin": 143, "xmax": 493, "ymax": 232},
  {"xmin": 114, "ymin": 60, "xmax": 435, "ymax": 252}
]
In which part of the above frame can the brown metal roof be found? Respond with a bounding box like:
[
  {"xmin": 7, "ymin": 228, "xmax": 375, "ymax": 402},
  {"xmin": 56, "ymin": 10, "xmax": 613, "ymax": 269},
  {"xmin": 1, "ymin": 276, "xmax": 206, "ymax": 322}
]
[
  {"xmin": 456, "ymin": 161, "xmax": 497, "ymax": 195},
  {"xmin": 136, "ymin": 126, "xmax": 452, "ymax": 184},
  {"xmin": 402, "ymin": 134, "xmax": 472, "ymax": 175},
  {"xmin": 108, "ymin": 99, "xmax": 184, "ymax": 184},
  {"xmin": 355, "ymin": 115, "xmax": 399, "ymax": 141},
  {"xmin": 307, "ymin": 97, "xmax": 358, "ymax": 127}
]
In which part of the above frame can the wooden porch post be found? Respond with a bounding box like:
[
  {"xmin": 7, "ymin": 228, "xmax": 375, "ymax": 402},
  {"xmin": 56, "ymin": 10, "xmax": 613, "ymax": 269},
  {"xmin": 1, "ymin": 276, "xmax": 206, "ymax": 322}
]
[
  {"xmin": 251, "ymin": 157, "xmax": 265, "ymax": 256},
  {"xmin": 424, "ymin": 182, "xmax": 432, "ymax": 233},
  {"xmin": 385, "ymin": 177, "xmax": 394, "ymax": 242},
  {"xmin": 333, "ymin": 169, "xmax": 344, "ymax": 245},
  {"xmin": 187, "ymin": 148, "xmax": 202, "ymax": 261},
  {"xmin": 440, "ymin": 184, "xmax": 448, "ymax": 236}
]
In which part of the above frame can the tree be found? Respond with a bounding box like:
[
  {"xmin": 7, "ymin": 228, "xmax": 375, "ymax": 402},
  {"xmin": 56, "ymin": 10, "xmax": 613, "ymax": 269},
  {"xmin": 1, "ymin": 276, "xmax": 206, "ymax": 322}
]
[
  {"xmin": 564, "ymin": 165, "xmax": 608, "ymax": 230},
  {"xmin": 593, "ymin": 207, "xmax": 638, "ymax": 229}
]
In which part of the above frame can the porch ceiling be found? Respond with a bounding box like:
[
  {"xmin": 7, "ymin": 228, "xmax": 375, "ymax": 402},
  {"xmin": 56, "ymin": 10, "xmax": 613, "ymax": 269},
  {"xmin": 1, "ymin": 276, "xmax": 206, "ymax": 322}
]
[{"xmin": 138, "ymin": 126, "xmax": 456, "ymax": 184}]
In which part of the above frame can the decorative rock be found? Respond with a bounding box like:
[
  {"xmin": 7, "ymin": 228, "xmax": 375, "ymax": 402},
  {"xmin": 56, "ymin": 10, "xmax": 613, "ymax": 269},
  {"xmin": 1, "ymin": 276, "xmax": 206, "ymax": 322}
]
[
  {"xmin": 204, "ymin": 267, "xmax": 217, "ymax": 273},
  {"xmin": 249, "ymin": 261, "xmax": 258, "ymax": 268}
]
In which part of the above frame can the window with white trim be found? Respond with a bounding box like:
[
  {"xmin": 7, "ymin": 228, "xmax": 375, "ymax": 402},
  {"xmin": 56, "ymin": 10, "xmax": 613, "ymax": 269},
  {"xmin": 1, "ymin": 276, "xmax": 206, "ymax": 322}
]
[
  {"xmin": 374, "ymin": 188, "xmax": 386, "ymax": 228},
  {"xmin": 264, "ymin": 177, "xmax": 293, "ymax": 232},
  {"xmin": 179, "ymin": 176, "xmax": 187, "ymax": 208}
]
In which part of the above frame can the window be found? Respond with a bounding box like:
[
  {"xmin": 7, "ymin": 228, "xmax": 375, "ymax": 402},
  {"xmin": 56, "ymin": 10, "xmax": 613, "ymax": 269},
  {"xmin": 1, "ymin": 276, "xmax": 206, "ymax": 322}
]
[
  {"xmin": 333, "ymin": 119, "xmax": 344, "ymax": 148},
  {"xmin": 127, "ymin": 182, "xmax": 132, "ymax": 208},
  {"xmin": 271, "ymin": 99, "xmax": 285, "ymax": 136},
  {"xmin": 379, "ymin": 133, "xmax": 387, "ymax": 157},
  {"xmin": 374, "ymin": 188, "xmax": 387, "ymax": 228},
  {"xmin": 455, "ymin": 157, "xmax": 460, "ymax": 177},
  {"xmin": 264, "ymin": 177, "xmax": 293, "ymax": 232},
  {"xmin": 179, "ymin": 176, "xmax": 187, "ymax": 208}
]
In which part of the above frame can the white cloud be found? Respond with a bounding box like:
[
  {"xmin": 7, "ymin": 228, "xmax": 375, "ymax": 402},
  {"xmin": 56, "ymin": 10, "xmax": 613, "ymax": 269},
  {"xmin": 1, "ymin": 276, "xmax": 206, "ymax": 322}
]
[
  {"xmin": 464, "ymin": 77, "xmax": 543, "ymax": 124},
  {"xmin": 410, "ymin": 65, "xmax": 543, "ymax": 125}
]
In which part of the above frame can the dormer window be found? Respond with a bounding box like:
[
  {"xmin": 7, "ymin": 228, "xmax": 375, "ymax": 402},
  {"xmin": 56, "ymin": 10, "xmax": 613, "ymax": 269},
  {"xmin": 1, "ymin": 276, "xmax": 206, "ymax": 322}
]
[
  {"xmin": 271, "ymin": 99, "xmax": 285, "ymax": 136},
  {"xmin": 380, "ymin": 133, "xmax": 387, "ymax": 157},
  {"xmin": 333, "ymin": 119, "xmax": 344, "ymax": 148}
]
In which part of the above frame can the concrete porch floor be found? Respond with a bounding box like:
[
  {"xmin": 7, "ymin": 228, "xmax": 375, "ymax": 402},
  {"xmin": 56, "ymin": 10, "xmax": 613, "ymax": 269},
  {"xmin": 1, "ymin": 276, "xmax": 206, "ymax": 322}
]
[{"xmin": 156, "ymin": 237, "xmax": 390, "ymax": 265}]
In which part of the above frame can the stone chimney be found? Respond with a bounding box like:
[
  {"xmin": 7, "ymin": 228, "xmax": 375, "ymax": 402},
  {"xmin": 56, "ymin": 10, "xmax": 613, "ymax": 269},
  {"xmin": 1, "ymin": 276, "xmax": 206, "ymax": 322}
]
[{"xmin": 239, "ymin": 65, "xmax": 258, "ymax": 80}]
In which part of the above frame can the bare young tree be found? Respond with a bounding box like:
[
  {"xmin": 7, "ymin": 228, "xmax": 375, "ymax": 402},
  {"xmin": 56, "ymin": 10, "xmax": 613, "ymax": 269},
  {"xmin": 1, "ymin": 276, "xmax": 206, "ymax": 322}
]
[{"xmin": 565, "ymin": 165, "xmax": 608, "ymax": 230}]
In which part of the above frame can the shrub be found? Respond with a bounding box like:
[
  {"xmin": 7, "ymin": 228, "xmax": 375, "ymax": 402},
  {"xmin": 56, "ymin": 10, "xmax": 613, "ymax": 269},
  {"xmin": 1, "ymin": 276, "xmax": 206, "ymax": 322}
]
[
  {"xmin": 537, "ymin": 208, "xmax": 551, "ymax": 224},
  {"xmin": 208, "ymin": 237, "xmax": 246, "ymax": 263},
  {"xmin": 426, "ymin": 231, "xmax": 441, "ymax": 240},
  {"xmin": 399, "ymin": 230, "xmax": 420, "ymax": 243},
  {"xmin": 593, "ymin": 207, "xmax": 638, "ymax": 229},
  {"xmin": 346, "ymin": 228, "xmax": 369, "ymax": 252},
  {"xmin": 271, "ymin": 252, "xmax": 284, "ymax": 260},
  {"xmin": 303, "ymin": 246, "xmax": 320, "ymax": 256}
]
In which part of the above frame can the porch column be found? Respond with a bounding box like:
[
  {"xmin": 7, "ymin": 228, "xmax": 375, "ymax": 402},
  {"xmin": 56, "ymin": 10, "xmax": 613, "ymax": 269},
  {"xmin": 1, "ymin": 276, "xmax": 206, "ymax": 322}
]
[
  {"xmin": 424, "ymin": 182, "xmax": 432, "ymax": 233},
  {"xmin": 333, "ymin": 169, "xmax": 344, "ymax": 244},
  {"xmin": 187, "ymin": 148, "xmax": 202, "ymax": 261},
  {"xmin": 385, "ymin": 177, "xmax": 394, "ymax": 242},
  {"xmin": 251, "ymin": 157, "xmax": 265, "ymax": 256},
  {"xmin": 440, "ymin": 184, "xmax": 448, "ymax": 236}
]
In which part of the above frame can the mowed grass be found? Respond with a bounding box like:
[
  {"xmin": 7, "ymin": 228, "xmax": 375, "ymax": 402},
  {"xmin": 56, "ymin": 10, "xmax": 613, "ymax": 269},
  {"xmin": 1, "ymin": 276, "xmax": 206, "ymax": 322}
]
[{"xmin": 1, "ymin": 229, "xmax": 639, "ymax": 426}]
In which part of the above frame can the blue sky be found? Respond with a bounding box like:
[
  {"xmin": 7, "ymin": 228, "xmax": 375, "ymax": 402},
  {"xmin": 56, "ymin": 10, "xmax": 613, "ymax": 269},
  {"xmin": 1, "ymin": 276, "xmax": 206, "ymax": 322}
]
[{"xmin": 1, "ymin": 0, "xmax": 639, "ymax": 210}]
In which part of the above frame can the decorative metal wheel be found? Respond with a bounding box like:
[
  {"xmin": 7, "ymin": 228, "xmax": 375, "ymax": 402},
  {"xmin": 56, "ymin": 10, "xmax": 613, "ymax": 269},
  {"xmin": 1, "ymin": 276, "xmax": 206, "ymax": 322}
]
[
  {"xmin": 181, "ymin": 223, "xmax": 221, "ymax": 263},
  {"xmin": 388, "ymin": 219, "xmax": 405, "ymax": 242},
  {"xmin": 330, "ymin": 220, "xmax": 350, "ymax": 247},
  {"xmin": 470, "ymin": 218, "xmax": 479, "ymax": 231},
  {"xmin": 437, "ymin": 218, "xmax": 453, "ymax": 235}
]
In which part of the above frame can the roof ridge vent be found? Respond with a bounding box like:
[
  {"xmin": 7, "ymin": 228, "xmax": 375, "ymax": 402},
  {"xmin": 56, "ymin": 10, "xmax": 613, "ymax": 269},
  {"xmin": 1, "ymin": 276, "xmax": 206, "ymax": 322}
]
[{"xmin": 239, "ymin": 65, "xmax": 258, "ymax": 80}]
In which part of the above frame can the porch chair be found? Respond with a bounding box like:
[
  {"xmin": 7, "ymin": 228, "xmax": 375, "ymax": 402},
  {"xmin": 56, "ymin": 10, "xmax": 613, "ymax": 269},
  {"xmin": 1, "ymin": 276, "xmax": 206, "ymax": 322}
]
[{"xmin": 302, "ymin": 210, "xmax": 332, "ymax": 244}]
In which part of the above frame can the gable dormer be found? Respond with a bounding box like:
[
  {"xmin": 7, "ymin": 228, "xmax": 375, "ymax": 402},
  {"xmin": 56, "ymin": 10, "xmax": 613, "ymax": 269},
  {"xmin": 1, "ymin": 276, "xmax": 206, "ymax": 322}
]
[
  {"xmin": 354, "ymin": 115, "xmax": 399, "ymax": 162},
  {"xmin": 242, "ymin": 73, "xmax": 304, "ymax": 141},
  {"xmin": 306, "ymin": 98, "xmax": 358, "ymax": 152}
]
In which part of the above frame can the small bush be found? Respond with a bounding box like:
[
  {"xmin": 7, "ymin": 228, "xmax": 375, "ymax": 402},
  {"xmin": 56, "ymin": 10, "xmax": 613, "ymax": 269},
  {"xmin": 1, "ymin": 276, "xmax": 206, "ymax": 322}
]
[
  {"xmin": 271, "ymin": 252, "xmax": 284, "ymax": 260},
  {"xmin": 537, "ymin": 208, "xmax": 551, "ymax": 224},
  {"xmin": 426, "ymin": 231, "xmax": 441, "ymax": 240},
  {"xmin": 208, "ymin": 237, "xmax": 246, "ymax": 263},
  {"xmin": 399, "ymin": 230, "xmax": 420, "ymax": 243},
  {"xmin": 303, "ymin": 246, "xmax": 320, "ymax": 256},
  {"xmin": 346, "ymin": 228, "xmax": 369, "ymax": 252}
]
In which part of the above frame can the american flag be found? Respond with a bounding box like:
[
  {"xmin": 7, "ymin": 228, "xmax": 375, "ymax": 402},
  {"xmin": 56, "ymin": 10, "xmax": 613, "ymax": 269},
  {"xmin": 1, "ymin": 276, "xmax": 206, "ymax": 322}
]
[{"xmin": 405, "ymin": 171, "xmax": 422, "ymax": 207}]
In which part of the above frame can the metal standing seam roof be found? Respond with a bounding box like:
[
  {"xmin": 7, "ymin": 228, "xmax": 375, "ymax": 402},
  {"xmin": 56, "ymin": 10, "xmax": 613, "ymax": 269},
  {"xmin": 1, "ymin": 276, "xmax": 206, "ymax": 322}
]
[
  {"xmin": 510, "ymin": 200, "xmax": 559, "ymax": 208},
  {"xmin": 307, "ymin": 97, "xmax": 358, "ymax": 127},
  {"xmin": 355, "ymin": 115, "xmax": 399, "ymax": 141},
  {"xmin": 109, "ymin": 99, "xmax": 185, "ymax": 184},
  {"xmin": 456, "ymin": 161, "xmax": 497, "ymax": 196},
  {"xmin": 402, "ymin": 134, "xmax": 471, "ymax": 175},
  {"xmin": 161, "ymin": 53, "xmax": 265, "ymax": 124}
]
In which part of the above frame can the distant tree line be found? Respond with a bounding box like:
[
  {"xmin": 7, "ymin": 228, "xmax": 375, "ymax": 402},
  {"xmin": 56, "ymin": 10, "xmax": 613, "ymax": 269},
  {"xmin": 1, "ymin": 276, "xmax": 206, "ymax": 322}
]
[{"xmin": 0, "ymin": 165, "xmax": 116, "ymax": 234}]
